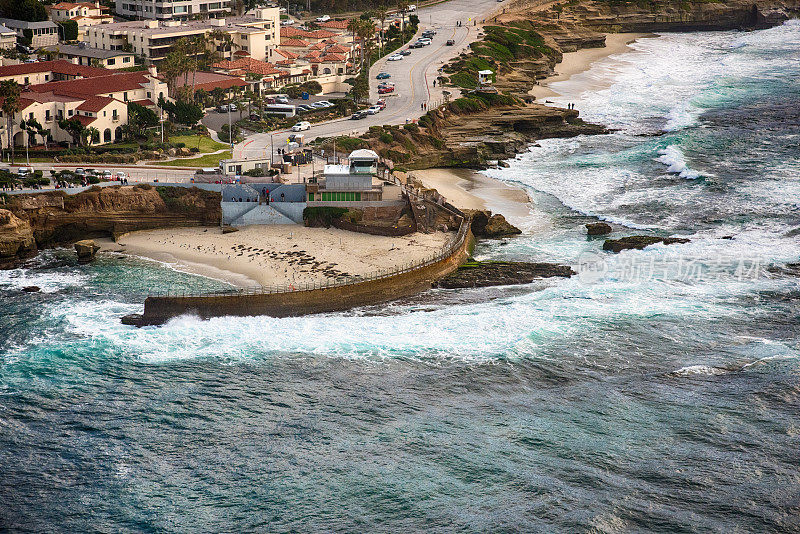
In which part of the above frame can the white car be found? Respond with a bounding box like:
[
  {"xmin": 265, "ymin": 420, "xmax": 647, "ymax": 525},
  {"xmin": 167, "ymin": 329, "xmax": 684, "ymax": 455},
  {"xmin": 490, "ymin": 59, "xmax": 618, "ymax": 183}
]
[
  {"xmin": 281, "ymin": 19, "xmax": 294, "ymax": 26},
  {"xmin": 102, "ymin": 170, "xmax": 112, "ymax": 180},
  {"xmin": 275, "ymin": 96, "xmax": 289, "ymax": 104},
  {"xmin": 311, "ymin": 102, "xmax": 328, "ymax": 109},
  {"xmin": 407, "ymin": 4, "xmax": 416, "ymax": 11},
  {"xmin": 117, "ymin": 171, "xmax": 127, "ymax": 181},
  {"xmin": 316, "ymin": 100, "xmax": 334, "ymax": 107},
  {"xmin": 316, "ymin": 14, "xmax": 330, "ymax": 22},
  {"xmin": 367, "ymin": 106, "xmax": 381, "ymax": 115},
  {"xmin": 417, "ymin": 38, "xmax": 431, "ymax": 45},
  {"xmin": 291, "ymin": 121, "xmax": 311, "ymax": 131},
  {"xmin": 387, "ymin": 54, "xmax": 403, "ymax": 61}
]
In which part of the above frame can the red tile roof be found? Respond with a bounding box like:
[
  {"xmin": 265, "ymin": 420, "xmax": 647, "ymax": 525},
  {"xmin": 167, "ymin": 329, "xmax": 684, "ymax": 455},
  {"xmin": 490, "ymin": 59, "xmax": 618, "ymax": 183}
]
[
  {"xmin": 272, "ymin": 49, "xmax": 298, "ymax": 59},
  {"xmin": 280, "ymin": 27, "xmax": 307, "ymax": 38},
  {"xmin": 76, "ymin": 95, "xmax": 114, "ymax": 112},
  {"xmin": 73, "ymin": 115, "xmax": 97, "ymax": 126},
  {"xmin": 52, "ymin": 2, "xmax": 99, "ymax": 9},
  {"xmin": 0, "ymin": 60, "xmax": 110, "ymax": 80},
  {"xmin": 281, "ymin": 38, "xmax": 309, "ymax": 47},
  {"xmin": 182, "ymin": 71, "xmax": 249, "ymax": 92},
  {"xmin": 131, "ymin": 99, "xmax": 155, "ymax": 107},
  {"xmin": 29, "ymin": 71, "xmax": 152, "ymax": 97},
  {"xmin": 306, "ymin": 29, "xmax": 338, "ymax": 39},
  {"xmin": 319, "ymin": 19, "xmax": 350, "ymax": 30},
  {"xmin": 213, "ymin": 58, "xmax": 287, "ymax": 77}
]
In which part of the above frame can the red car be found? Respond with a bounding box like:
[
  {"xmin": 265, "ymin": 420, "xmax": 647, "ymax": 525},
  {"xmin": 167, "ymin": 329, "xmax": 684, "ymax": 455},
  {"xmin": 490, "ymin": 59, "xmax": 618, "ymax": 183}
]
[
  {"xmin": 376, "ymin": 99, "xmax": 387, "ymax": 109},
  {"xmin": 378, "ymin": 86, "xmax": 394, "ymax": 94}
]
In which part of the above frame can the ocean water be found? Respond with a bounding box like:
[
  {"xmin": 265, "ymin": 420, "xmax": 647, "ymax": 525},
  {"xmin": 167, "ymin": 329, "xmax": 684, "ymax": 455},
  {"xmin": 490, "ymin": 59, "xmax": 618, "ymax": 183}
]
[{"xmin": 3, "ymin": 24, "xmax": 800, "ymax": 532}]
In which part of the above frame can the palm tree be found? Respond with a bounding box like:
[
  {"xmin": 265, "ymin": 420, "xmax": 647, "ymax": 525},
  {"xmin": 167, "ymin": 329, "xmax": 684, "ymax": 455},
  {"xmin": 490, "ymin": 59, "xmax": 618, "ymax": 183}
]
[
  {"xmin": 0, "ymin": 80, "xmax": 21, "ymax": 164},
  {"xmin": 347, "ymin": 18, "xmax": 361, "ymax": 68},
  {"xmin": 356, "ymin": 20, "xmax": 376, "ymax": 71},
  {"xmin": 376, "ymin": 6, "xmax": 389, "ymax": 56},
  {"xmin": 397, "ymin": 0, "xmax": 408, "ymax": 32}
]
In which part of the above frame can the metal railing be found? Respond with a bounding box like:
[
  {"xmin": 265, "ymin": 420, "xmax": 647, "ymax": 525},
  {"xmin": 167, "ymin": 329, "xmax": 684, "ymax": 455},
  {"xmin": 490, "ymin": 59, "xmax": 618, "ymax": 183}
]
[{"xmin": 152, "ymin": 218, "xmax": 469, "ymax": 299}]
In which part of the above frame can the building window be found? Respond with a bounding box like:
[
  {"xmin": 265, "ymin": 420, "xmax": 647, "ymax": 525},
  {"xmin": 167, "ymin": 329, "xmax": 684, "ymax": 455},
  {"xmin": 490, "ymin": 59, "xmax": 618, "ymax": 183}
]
[
  {"xmin": 45, "ymin": 110, "xmax": 51, "ymax": 121},
  {"xmin": 123, "ymin": 56, "xmax": 131, "ymax": 63},
  {"xmin": 23, "ymin": 77, "xmax": 29, "ymax": 85},
  {"xmin": 44, "ymin": 75, "xmax": 49, "ymax": 81},
  {"xmin": 107, "ymin": 58, "xmax": 115, "ymax": 65},
  {"xmin": 68, "ymin": 109, "xmax": 74, "ymax": 116},
  {"xmin": 123, "ymin": 92, "xmax": 128, "ymax": 102}
]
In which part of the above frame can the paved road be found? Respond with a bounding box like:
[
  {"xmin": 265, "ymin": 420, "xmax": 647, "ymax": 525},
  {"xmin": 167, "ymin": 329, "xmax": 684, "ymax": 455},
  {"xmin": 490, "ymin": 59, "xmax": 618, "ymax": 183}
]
[{"xmin": 234, "ymin": 0, "xmax": 503, "ymax": 161}]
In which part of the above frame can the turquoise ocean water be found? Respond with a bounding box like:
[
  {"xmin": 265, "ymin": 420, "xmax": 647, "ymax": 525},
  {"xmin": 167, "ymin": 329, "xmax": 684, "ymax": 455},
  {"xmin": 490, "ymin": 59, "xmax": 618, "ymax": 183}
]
[{"xmin": 2, "ymin": 22, "xmax": 799, "ymax": 532}]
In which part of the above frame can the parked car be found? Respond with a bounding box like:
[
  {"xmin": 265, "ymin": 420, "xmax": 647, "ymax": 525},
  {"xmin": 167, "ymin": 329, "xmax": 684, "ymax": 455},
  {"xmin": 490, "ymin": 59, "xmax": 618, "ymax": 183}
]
[
  {"xmin": 407, "ymin": 4, "xmax": 416, "ymax": 11},
  {"xmin": 422, "ymin": 29, "xmax": 436, "ymax": 37},
  {"xmin": 102, "ymin": 170, "xmax": 112, "ymax": 180},
  {"xmin": 311, "ymin": 102, "xmax": 328, "ymax": 109},
  {"xmin": 316, "ymin": 14, "xmax": 330, "ymax": 22},
  {"xmin": 350, "ymin": 110, "xmax": 368, "ymax": 120},
  {"xmin": 74, "ymin": 168, "xmax": 86, "ymax": 176},
  {"xmin": 17, "ymin": 167, "xmax": 32, "ymax": 177},
  {"xmin": 376, "ymin": 99, "xmax": 387, "ymax": 110},
  {"xmin": 216, "ymin": 104, "xmax": 228, "ymax": 112},
  {"xmin": 367, "ymin": 106, "xmax": 381, "ymax": 115},
  {"xmin": 378, "ymin": 86, "xmax": 395, "ymax": 94},
  {"xmin": 409, "ymin": 42, "xmax": 423, "ymax": 49},
  {"xmin": 249, "ymin": 113, "xmax": 261, "ymax": 120},
  {"xmin": 376, "ymin": 72, "xmax": 391, "ymax": 79},
  {"xmin": 387, "ymin": 54, "xmax": 403, "ymax": 61},
  {"xmin": 116, "ymin": 171, "xmax": 127, "ymax": 181},
  {"xmin": 399, "ymin": 49, "xmax": 412, "ymax": 56},
  {"xmin": 316, "ymin": 100, "xmax": 334, "ymax": 107},
  {"xmin": 281, "ymin": 19, "xmax": 295, "ymax": 26},
  {"xmin": 417, "ymin": 38, "xmax": 431, "ymax": 45},
  {"xmin": 275, "ymin": 96, "xmax": 289, "ymax": 104},
  {"xmin": 291, "ymin": 121, "xmax": 311, "ymax": 131},
  {"xmin": 446, "ymin": 39, "xmax": 455, "ymax": 46},
  {"xmin": 297, "ymin": 104, "xmax": 314, "ymax": 112},
  {"xmin": 229, "ymin": 103, "xmax": 238, "ymax": 112}
]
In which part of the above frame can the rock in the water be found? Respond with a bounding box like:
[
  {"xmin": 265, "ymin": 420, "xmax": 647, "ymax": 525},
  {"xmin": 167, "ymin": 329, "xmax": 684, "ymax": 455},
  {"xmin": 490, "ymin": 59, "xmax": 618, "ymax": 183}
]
[
  {"xmin": 586, "ymin": 222, "xmax": 612, "ymax": 236},
  {"xmin": 436, "ymin": 260, "xmax": 574, "ymax": 289},
  {"xmin": 121, "ymin": 313, "xmax": 144, "ymax": 326},
  {"xmin": 21, "ymin": 286, "xmax": 40, "ymax": 292},
  {"xmin": 465, "ymin": 210, "xmax": 522, "ymax": 238},
  {"xmin": 74, "ymin": 239, "xmax": 100, "ymax": 263},
  {"xmin": 603, "ymin": 235, "xmax": 690, "ymax": 253},
  {"xmin": 222, "ymin": 226, "xmax": 239, "ymax": 234}
]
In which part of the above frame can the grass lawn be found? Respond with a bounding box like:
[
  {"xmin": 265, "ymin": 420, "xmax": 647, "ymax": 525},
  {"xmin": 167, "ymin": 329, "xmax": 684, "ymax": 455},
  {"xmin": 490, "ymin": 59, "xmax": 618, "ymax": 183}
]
[
  {"xmin": 159, "ymin": 151, "xmax": 231, "ymax": 167},
  {"xmin": 169, "ymin": 135, "xmax": 228, "ymax": 153}
]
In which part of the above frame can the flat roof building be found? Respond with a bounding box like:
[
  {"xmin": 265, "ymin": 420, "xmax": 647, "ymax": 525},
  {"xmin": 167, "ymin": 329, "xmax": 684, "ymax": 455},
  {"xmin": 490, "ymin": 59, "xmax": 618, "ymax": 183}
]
[
  {"xmin": 84, "ymin": 8, "xmax": 280, "ymax": 63},
  {"xmin": 0, "ymin": 18, "xmax": 59, "ymax": 48},
  {"xmin": 42, "ymin": 43, "xmax": 136, "ymax": 69}
]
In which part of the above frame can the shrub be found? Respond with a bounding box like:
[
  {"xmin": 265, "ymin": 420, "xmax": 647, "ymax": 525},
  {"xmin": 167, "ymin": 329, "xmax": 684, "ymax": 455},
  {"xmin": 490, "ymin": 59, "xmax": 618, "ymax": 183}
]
[
  {"xmin": 379, "ymin": 132, "xmax": 394, "ymax": 144},
  {"xmin": 403, "ymin": 123, "xmax": 419, "ymax": 133}
]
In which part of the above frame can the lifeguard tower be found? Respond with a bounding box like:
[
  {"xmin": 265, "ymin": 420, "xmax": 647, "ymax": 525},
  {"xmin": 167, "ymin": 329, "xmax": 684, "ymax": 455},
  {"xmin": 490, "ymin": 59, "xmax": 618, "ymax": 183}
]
[{"xmin": 476, "ymin": 69, "xmax": 498, "ymax": 93}]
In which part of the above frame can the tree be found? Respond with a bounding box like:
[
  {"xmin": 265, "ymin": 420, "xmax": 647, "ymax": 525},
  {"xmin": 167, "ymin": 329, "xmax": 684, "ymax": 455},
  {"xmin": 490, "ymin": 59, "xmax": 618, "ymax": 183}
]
[
  {"xmin": 376, "ymin": 6, "xmax": 388, "ymax": 56},
  {"xmin": 0, "ymin": 80, "xmax": 21, "ymax": 164},
  {"xmin": 127, "ymin": 102, "xmax": 159, "ymax": 139},
  {"xmin": 158, "ymin": 96, "xmax": 203, "ymax": 126},
  {"xmin": 58, "ymin": 20, "xmax": 78, "ymax": 41},
  {"xmin": 355, "ymin": 19, "xmax": 375, "ymax": 71},
  {"xmin": 397, "ymin": 0, "xmax": 408, "ymax": 32},
  {"xmin": 0, "ymin": 0, "xmax": 47, "ymax": 22},
  {"xmin": 59, "ymin": 118, "xmax": 86, "ymax": 147},
  {"xmin": 84, "ymin": 127, "xmax": 100, "ymax": 146},
  {"xmin": 347, "ymin": 74, "xmax": 369, "ymax": 104},
  {"xmin": 20, "ymin": 118, "xmax": 48, "ymax": 149}
]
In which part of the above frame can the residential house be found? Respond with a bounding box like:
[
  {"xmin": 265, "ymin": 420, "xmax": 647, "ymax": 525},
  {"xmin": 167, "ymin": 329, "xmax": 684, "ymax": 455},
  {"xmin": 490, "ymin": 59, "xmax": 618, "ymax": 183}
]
[
  {"xmin": 0, "ymin": 60, "xmax": 110, "ymax": 86},
  {"xmin": 0, "ymin": 18, "xmax": 59, "ymax": 48},
  {"xmin": 48, "ymin": 1, "xmax": 113, "ymax": 40},
  {"xmin": 42, "ymin": 43, "xmax": 136, "ymax": 69}
]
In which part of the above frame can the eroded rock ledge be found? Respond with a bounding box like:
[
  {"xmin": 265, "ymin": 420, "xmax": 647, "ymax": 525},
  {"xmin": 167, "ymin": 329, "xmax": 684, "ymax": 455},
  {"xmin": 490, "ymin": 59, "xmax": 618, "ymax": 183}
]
[{"xmin": 436, "ymin": 260, "xmax": 575, "ymax": 289}]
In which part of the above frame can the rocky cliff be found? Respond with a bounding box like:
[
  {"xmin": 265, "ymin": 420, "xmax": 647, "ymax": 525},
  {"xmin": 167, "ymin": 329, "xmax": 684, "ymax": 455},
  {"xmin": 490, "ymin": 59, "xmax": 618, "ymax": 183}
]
[{"xmin": 0, "ymin": 184, "xmax": 220, "ymax": 267}]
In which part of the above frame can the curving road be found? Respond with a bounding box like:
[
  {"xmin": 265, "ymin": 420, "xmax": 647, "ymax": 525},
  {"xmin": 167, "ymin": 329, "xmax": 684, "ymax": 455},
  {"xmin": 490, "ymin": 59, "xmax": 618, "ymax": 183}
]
[{"xmin": 234, "ymin": 0, "xmax": 504, "ymax": 161}]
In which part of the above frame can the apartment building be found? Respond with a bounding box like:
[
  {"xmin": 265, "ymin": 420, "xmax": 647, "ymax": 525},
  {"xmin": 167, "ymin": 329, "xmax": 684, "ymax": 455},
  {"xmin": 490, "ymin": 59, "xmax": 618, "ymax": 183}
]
[
  {"xmin": 116, "ymin": 0, "xmax": 230, "ymax": 21},
  {"xmin": 42, "ymin": 43, "xmax": 136, "ymax": 69},
  {"xmin": 85, "ymin": 8, "xmax": 280, "ymax": 63},
  {"xmin": 0, "ymin": 18, "xmax": 59, "ymax": 48}
]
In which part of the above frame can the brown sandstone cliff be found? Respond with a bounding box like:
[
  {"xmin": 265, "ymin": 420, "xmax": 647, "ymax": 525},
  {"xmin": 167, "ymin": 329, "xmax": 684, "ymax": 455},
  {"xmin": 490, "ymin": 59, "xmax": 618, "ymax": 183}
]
[{"xmin": 0, "ymin": 185, "xmax": 220, "ymax": 267}]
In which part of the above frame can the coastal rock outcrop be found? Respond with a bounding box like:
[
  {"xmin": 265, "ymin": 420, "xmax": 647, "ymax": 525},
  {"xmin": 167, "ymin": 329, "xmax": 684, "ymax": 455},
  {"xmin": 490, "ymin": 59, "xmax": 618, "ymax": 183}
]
[
  {"xmin": 465, "ymin": 210, "xmax": 522, "ymax": 238},
  {"xmin": 74, "ymin": 239, "xmax": 100, "ymax": 263},
  {"xmin": 603, "ymin": 235, "xmax": 690, "ymax": 253},
  {"xmin": 586, "ymin": 222, "xmax": 612, "ymax": 236},
  {"xmin": 436, "ymin": 260, "xmax": 575, "ymax": 289},
  {"xmin": 0, "ymin": 209, "xmax": 37, "ymax": 269},
  {"xmin": 0, "ymin": 186, "xmax": 221, "ymax": 264}
]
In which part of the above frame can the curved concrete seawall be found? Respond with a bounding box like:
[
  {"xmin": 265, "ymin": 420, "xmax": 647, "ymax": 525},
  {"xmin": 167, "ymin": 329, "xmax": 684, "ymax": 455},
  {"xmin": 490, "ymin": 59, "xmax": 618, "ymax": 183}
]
[{"xmin": 128, "ymin": 225, "xmax": 473, "ymax": 326}]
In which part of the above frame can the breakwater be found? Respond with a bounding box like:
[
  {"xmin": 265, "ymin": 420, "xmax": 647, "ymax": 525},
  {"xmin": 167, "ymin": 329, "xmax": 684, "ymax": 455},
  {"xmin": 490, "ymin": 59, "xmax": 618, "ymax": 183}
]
[{"xmin": 124, "ymin": 221, "xmax": 472, "ymax": 326}]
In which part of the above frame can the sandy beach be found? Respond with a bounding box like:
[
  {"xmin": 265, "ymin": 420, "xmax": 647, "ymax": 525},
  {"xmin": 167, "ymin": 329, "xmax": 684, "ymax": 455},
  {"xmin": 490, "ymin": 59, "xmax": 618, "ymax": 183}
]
[
  {"xmin": 104, "ymin": 226, "xmax": 451, "ymax": 288},
  {"xmin": 530, "ymin": 33, "xmax": 653, "ymax": 100}
]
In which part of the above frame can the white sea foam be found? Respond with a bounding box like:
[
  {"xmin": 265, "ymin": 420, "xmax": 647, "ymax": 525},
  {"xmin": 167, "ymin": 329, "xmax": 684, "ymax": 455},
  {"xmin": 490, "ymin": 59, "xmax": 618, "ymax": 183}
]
[
  {"xmin": 0, "ymin": 268, "xmax": 88, "ymax": 293},
  {"xmin": 671, "ymin": 365, "xmax": 727, "ymax": 376},
  {"xmin": 656, "ymin": 145, "xmax": 702, "ymax": 179}
]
